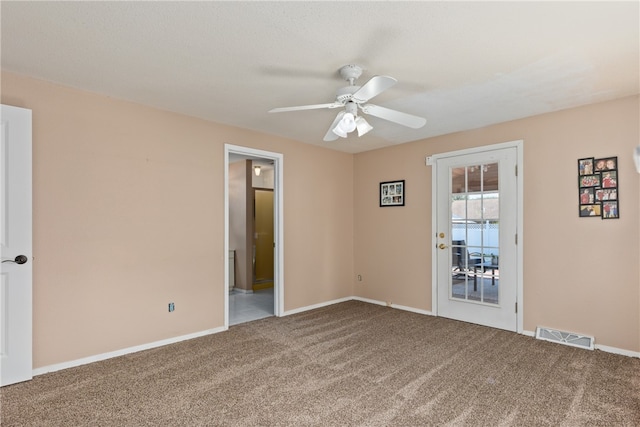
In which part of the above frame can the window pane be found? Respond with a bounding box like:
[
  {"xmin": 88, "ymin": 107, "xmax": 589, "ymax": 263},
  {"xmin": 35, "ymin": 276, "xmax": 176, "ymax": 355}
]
[{"xmin": 449, "ymin": 163, "xmax": 500, "ymax": 305}]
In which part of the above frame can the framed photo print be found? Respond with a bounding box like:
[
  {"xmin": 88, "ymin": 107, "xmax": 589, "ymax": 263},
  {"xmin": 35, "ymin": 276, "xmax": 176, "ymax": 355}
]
[
  {"xmin": 579, "ymin": 204, "xmax": 601, "ymax": 217},
  {"xmin": 578, "ymin": 157, "xmax": 594, "ymax": 175},
  {"xmin": 595, "ymin": 188, "xmax": 617, "ymax": 202},
  {"xmin": 380, "ymin": 180, "xmax": 405, "ymax": 207},
  {"xmin": 594, "ymin": 157, "xmax": 617, "ymax": 172},
  {"xmin": 578, "ymin": 155, "xmax": 619, "ymax": 219},
  {"xmin": 579, "ymin": 174, "xmax": 600, "ymax": 188},
  {"xmin": 602, "ymin": 201, "xmax": 619, "ymax": 219},
  {"xmin": 601, "ymin": 170, "xmax": 617, "ymax": 188},
  {"xmin": 579, "ymin": 188, "xmax": 594, "ymax": 205}
]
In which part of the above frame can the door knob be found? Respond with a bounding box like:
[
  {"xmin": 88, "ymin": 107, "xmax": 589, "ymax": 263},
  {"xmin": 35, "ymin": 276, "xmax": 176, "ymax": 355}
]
[
  {"xmin": 2, "ymin": 255, "xmax": 28, "ymax": 264},
  {"xmin": 438, "ymin": 243, "xmax": 448, "ymax": 250}
]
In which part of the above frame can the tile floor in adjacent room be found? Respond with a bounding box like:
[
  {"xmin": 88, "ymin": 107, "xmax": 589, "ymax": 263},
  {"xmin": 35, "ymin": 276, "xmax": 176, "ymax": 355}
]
[{"xmin": 229, "ymin": 287, "xmax": 274, "ymax": 326}]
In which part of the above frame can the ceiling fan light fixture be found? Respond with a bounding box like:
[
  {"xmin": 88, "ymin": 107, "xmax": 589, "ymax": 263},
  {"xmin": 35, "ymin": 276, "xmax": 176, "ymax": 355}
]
[
  {"xmin": 332, "ymin": 126, "xmax": 348, "ymax": 138},
  {"xmin": 332, "ymin": 112, "xmax": 356, "ymax": 137},
  {"xmin": 355, "ymin": 116, "xmax": 373, "ymax": 137}
]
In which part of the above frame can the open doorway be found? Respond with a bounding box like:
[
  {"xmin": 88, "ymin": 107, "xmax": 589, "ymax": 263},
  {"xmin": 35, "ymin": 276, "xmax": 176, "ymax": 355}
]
[{"xmin": 224, "ymin": 145, "xmax": 283, "ymax": 328}]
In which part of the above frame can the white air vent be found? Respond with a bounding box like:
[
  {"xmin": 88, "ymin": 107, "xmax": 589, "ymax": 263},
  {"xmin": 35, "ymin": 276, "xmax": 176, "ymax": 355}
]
[{"xmin": 535, "ymin": 327, "xmax": 594, "ymax": 350}]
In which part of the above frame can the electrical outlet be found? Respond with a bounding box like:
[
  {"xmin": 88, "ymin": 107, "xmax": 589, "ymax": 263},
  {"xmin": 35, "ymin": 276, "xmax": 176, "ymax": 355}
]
[
  {"xmin": 168, "ymin": 302, "xmax": 175, "ymax": 312},
  {"xmin": 357, "ymin": 274, "xmax": 362, "ymax": 281}
]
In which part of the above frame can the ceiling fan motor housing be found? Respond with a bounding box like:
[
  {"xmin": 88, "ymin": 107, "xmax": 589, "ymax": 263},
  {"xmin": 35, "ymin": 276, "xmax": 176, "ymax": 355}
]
[
  {"xmin": 335, "ymin": 86, "xmax": 361, "ymax": 103},
  {"xmin": 344, "ymin": 101, "xmax": 358, "ymax": 115}
]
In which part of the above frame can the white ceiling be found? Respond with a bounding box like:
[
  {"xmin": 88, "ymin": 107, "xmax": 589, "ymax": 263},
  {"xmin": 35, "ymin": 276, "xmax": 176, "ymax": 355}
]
[{"xmin": 2, "ymin": 1, "xmax": 638, "ymax": 154}]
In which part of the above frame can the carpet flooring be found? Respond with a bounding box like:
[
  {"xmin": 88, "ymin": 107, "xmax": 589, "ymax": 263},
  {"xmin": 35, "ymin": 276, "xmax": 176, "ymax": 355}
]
[{"xmin": 1, "ymin": 301, "xmax": 639, "ymax": 426}]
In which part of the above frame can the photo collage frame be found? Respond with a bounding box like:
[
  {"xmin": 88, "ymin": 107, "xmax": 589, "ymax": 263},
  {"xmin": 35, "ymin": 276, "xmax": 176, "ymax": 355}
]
[
  {"xmin": 380, "ymin": 180, "xmax": 405, "ymax": 207},
  {"xmin": 578, "ymin": 156, "xmax": 619, "ymax": 219}
]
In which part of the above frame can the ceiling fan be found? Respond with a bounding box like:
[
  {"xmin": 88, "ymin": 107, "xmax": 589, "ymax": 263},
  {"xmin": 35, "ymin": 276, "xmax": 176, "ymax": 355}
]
[{"xmin": 268, "ymin": 65, "xmax": 426, "ymax": 141}]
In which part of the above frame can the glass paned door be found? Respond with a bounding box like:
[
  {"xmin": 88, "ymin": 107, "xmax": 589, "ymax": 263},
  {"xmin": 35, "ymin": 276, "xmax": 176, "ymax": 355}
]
[
  {"xmin": 450, "ymin": 163, "xmax": 499, "ymax": 305},
  {"xmin": 435, "ymin": 147, "xmax": 518, "ymax": 332}
]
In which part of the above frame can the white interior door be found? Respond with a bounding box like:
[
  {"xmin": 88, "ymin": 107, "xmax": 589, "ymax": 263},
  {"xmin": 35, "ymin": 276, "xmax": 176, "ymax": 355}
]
[
  {"xmin": 434, "ymin": 145, "xmax": 519, "ymax": 332},
  {"xmin": 1, "ymin": 104, "xmax": 33, "ymax": 386}
]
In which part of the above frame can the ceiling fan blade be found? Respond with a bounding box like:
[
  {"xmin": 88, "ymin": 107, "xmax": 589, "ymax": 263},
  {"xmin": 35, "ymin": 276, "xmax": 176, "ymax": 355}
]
[
  {"xmin": 351, "ymin": 76, "xmax": 397, "ymax": 104},
  {"xmin": 269, "ymin": 102, "xmax": 343, "ymax": 113},
  {"xmin": 323, "ymin": 111, "xmax": 345, "ymax": 141},
  {"xmin": 361, "ymin": 104, "xmax": 426, "ymax": 129}
]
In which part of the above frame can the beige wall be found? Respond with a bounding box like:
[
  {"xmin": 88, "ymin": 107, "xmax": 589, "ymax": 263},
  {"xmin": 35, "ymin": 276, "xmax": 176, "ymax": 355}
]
[
  {"xmin": 2, "ymin": 71, "xmax": 638, "ymax": 368},
  {"xmin": 354, "ymin": 95, "xmax": 640, "ymax": 352},
  {"xmin": 1, "ymin": 72, "xmax": 355, "ymax": 368}
]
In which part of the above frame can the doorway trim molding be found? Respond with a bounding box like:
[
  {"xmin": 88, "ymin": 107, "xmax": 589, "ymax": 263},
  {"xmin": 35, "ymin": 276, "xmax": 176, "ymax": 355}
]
[
  {"xmin": 224, "ymin": 144, "xmax": 284, "ymax": 328},
  {"xmin": 429, "ymin": 139, "xmax": 524, "ymax": 333}
]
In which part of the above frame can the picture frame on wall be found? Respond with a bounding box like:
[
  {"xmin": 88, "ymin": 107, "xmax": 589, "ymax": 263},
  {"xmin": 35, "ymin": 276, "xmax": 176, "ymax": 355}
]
[
  {"xmin": 601, "ymin": 170, "xmax": 617, "ymax": 188},
  {"xmin": 602, "ymin": 201, "xmax": 619, "ymax": 219},
  {"xmin": 594, "ymin": 157, "xmax": 617, "ymax": 172},
  {"xmin": 595, "ymin": 188, "xmax": 617, "ymax": 202},
  {"xmin": 579, "ymin": 174, "xmax": 600, "ymax": 188},
  {"xmin": 577, "ymin": 155, "xmax": 619, "ymax": 219},
  {"xmin": 579, "ymin": 188, "xmax": 595, "ymax": 205},
  {"xmin": 578, "ymin": 157, "xmax": 594, "ymax": 175},
  {"xmin": 579, "ymin": 204, "xmax": 601, "ymax": 217},
  {"xmin": 380, "ymin": 180, "xmax": 405, "ymax": 207}
]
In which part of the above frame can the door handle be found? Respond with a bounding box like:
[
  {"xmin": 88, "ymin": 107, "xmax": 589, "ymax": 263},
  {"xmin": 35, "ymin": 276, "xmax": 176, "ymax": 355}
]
[
  {"xmin": 2, "ymin": 255, "xmax": 28, "ymax": 264},
  {"xmin": 438, "ymin": 243, "xmax": 448, "ymax": 250}
]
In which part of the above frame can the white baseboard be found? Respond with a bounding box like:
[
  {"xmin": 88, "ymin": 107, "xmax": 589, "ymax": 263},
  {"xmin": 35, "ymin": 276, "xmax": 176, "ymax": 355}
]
[
  {"xmin": 33, "ymin": 326, "xmax": 227, "ymax": 376},
  {"xmin": 282, "ymin": 297, "xmax": 352, "ymax": 316},
  {"xmin": 283, "ymin": 296, "xmax": 433, "ymax": 317},
  {"xmin": 352, "ymin": 296, "xmax": 387, "ymax": 307},
  {"xmin": 525, "ymin": 329, "xmax": 638, "ymax": 358},
  {"xmin": 352, "ymin": 296, "xmax": 434, "ymax": 316},
  {"xmin": 595, "ymin": 344, "xmax": 640, "ymax": 358}
]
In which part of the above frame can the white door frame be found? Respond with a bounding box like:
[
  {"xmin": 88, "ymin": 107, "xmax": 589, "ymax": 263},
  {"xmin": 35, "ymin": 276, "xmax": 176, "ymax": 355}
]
[
  {"xmin": 430, "ymin": 140, "xmax": 524, "ymax": 333},
  {"xmin": 224, "ymin": 144, "xmax": 284, "ymax": 328}
]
